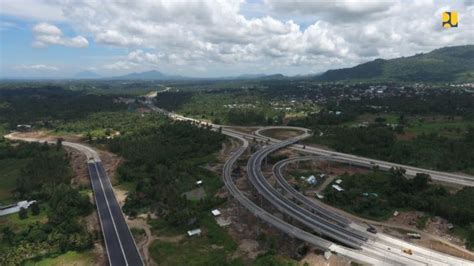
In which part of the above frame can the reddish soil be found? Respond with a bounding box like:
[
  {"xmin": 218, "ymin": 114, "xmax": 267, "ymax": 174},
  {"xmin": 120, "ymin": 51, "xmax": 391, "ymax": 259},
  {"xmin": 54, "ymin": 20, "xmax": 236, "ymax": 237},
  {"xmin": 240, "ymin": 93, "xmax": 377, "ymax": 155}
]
[
  {"xmin": 65, "ymin": 146, "xmax": 90, "ymax": 188},
  {"xmin": 98, "ymin": 150, "xmax": 123, "ymax": 185},
  {"xmin": 259, "ymin": 128, "xmax": 304, "ymax": 140},
  {"xmin": 396, "ymin": 131, "xmax": 417, "ymax": 141}
]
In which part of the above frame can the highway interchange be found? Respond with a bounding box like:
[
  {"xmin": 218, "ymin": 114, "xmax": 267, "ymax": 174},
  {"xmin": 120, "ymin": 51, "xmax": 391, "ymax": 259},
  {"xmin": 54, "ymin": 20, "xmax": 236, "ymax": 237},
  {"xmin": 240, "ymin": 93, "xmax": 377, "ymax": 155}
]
[
  {"xmin": 7, "ymin": 100, "xmax": 474, "ymax": 265},
  {"xmin": 157, "ymin": 108, "xmax": 474, "ymax": 265},
  {"xmin": 223, "ymin": 127, "xmax": 474, "ymax": 265}
]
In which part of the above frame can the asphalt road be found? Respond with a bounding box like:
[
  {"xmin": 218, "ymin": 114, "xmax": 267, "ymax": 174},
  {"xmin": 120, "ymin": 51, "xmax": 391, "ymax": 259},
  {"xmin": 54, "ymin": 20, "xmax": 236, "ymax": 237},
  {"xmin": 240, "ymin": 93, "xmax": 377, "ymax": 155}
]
[
  {"xmin": 253, "ymin": 127, "xmax": 474, "ymax": 187},
  {"xmin": 245, "ymin": 133, "xmax": 369, "ymax": 249},
  {"xmin": 221, "ymin": 131, "xmax": 334, "ymax": 250},
  {"xmin": 146, "ymin": 99, "xmax": 474, "ymax": 264},
  {"xmin": 273, "ymin": 156, "xmax": 351, "ymax": 226},
  {"xmin": 87, "ymin": 161, "xmax": 143, "ymax": 266},
  {"xmin": 4, "ymin": 133, "xmax": 144, "ymax": 266}
]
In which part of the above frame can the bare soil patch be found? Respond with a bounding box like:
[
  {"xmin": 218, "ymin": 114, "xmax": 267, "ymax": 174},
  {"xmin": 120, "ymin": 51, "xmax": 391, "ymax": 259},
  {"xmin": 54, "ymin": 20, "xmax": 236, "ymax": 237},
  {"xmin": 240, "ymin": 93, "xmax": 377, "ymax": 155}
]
[
  {"xmin": 226, "ymin": 126, "xmax": 260, "ymax": 134},
  {"xmin": 259, "ymin": 128, "xmax": 304, "ymax": 140},
  {"xmin": 65, "ymin": 146, "xmax": 89, "ymax": 188},
  {"xmin": 98, "ymin": 150, "xmax": 122, "ymax": 185},
  {"xmin": 396, "ymin": 131, "xmax": 417, "ymax": 141},
  {"xmin": 127, "ymin": 217, "xmax": 158, "ymax": 266},
  {"xmin": 300, "ymin": 249, "xmax": 351, "ymax": 266},
  {"xmin": 8, "ymin": 131, "xmax": 83, "ymax": 142}
]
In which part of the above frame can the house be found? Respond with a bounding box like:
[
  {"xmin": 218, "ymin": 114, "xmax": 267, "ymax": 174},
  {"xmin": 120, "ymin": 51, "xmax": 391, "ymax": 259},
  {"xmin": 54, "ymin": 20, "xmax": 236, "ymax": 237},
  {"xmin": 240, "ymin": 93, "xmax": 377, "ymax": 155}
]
[
  {"xmin": 407, "ymin": 233, "xmax": 421, "ymax": 239},
  {"xmin": 187, "ymin": 228, "xmax": 202, "ymax": 237},
  {"xmin": 211, "ymin": 209, "xmax": 221, "ymax": 217},
  {"xmin": 335, "ymin": 179, "xmax": 343, "ymax": 184},
  {"xmin": 0, "ymin": 200, "xmax": 36, "ymax": 216},
  {"xmin": 16, "ymin": 124, "xmax": 32, "ymax": 131},
  {"xmin": 332, "ymin": 184, "xmax": 344, "ymax": 192},
  {"xmin": 306, "ymin": 175, "xmax": 317, "ymax": 185}
]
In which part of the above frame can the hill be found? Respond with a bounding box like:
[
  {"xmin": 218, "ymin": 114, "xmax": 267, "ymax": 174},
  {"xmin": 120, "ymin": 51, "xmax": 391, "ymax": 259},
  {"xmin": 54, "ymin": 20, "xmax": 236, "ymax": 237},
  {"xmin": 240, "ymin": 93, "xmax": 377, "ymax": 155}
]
[
  {"xmin": 111, "ymin": 70, "xmax": 188, "ymax": 80},
  {"xmin": 73, "ymin": 70, "xmax": 101, "ymax": 79},
  {"xmin": 317, "ymin": 45, "xmax": 474, "ymax": 82}
]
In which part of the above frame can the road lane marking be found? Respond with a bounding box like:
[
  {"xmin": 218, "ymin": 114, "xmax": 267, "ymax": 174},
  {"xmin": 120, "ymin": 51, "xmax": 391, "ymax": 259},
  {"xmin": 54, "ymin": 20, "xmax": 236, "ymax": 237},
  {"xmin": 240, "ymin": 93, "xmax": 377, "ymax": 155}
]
[{"xmin": 94, "ymin": 162, "xmax": 129, "ymax": 266}]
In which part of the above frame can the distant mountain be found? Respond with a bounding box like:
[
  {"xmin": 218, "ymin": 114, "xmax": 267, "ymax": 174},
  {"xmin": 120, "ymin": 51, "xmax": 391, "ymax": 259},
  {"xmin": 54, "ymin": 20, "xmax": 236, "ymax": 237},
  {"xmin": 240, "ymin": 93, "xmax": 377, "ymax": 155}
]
[
  {"xmin": 317, "ymin": 45, "xmax": 474, "ymax": 82},
  {"xmin": 74, "ymin": 70, "xmax": 101, "ymax": 79},
  {"xmin": 110, "ymin": 70, "xmax": 188, "ymax": 80},
  {"xmin": 106, "ymin": 70, "xmax": 286, "ymax": 81},
  {"xmin": 218, "ymin": 73, "xmax": 285, "ymax": 80},
  {"xmin": 234, "ymin": 73, "xmax": 268, "ymax": 79}
]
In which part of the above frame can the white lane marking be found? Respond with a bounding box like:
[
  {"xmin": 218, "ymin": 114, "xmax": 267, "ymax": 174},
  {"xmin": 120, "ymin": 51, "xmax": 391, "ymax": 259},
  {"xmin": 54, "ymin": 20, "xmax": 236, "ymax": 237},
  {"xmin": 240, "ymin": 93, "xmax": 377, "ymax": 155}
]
[
  {"xmin": 94, "ymin": 162, "xmax": 129, "ymax": 266},
  {"xmin": 99, "ymin": 164, "xmax": 144, "ymax": 265},
  {"xmin": 88, "ymin": 163, "xmax": 113, "ymax": 266}
]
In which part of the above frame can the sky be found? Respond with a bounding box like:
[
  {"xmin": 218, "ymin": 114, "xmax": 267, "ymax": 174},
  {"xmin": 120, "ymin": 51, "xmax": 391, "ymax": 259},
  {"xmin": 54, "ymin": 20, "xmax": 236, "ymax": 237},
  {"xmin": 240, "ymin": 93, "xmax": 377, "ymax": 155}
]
[{"xmin": 0, "ymin": 0, "xmax": 473, "ymax": 78}]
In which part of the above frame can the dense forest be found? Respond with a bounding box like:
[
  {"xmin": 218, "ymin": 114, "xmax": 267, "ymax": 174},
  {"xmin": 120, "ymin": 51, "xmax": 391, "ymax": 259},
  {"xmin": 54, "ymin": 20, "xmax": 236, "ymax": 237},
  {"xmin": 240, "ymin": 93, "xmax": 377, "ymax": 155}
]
[
  {"xmin": 0, "ymin": 140, "xmax": 93, "ymax": 264},
  {"xmin": 0, "ymin": 87, "xmax": 126, "ymax": 129},
  {"xmin": 107, "ymin": 121, "xmax": 226, "ymax": 226},
  {"xmin": 308, "ymin": 125, "xmax": 474, "ymax": 173}
]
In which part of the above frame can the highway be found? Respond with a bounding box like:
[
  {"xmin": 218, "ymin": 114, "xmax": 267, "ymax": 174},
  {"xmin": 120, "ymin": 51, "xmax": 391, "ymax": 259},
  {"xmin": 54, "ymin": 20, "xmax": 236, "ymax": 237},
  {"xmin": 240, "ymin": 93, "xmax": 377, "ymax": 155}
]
[
  {"xmin": 221, "ymin": 132, "xmax": 335, "ymax": 249},
  {"xmin": 88, "ymin": 161, "xmax": 143, "ymax": 266},
  {"xmin": 5, "ymin": 134, "xmax": 143, "ymax": 266},
  {"xmin": 146, "ymin": 98, "xmax": 474, "ymax": 264},
  {"xmin": 253, "ymin": 127, "xmax": 474, "ymax": 187},
  {"xmin": 245, "ymin": 132, "xmax": 369, "ymax": 249},
  {"xmin": 272, "ymin": 156, "xmax": 474, "ymax": 265},
  {"xmin": 222, "ymin": 130, "xmax": 471, "ymax": 264},
  {"xmin": 221, "ymin": 131, "xmax": 403, "ymax": 264},
  {"xmin": 273, "ymin": 156, "xmax": 351, "ymax": 226},
  {"xmin": 147, "ymin": 101, "xmax": 474, "ymax": 187}
]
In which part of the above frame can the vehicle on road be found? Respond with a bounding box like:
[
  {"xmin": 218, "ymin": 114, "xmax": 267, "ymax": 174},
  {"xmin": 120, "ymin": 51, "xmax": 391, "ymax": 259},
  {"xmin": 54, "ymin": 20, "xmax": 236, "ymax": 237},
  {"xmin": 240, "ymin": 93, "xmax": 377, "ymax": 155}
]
[{"xmin": 402, "ymin": 248, "xmax": 413, "ymax": 255}]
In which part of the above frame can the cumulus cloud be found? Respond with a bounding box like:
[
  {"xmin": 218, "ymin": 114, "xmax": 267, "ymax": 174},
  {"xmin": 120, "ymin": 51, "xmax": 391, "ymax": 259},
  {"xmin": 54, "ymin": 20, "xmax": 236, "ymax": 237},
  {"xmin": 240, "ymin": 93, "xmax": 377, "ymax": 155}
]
[
  {"xmin": 3, "ymin": 0, "xmax": 473, "ymax": 75},
  {"xmin": 33, "ymin": 22, "xmax": 88, "ymax": 48},
  {"xmin": 0, "ymin": 0, "xmax": 65, "ymax": 21},
  {"xmin": 14, "ymin": 64, "xmax": 59, "ymax": 71}
]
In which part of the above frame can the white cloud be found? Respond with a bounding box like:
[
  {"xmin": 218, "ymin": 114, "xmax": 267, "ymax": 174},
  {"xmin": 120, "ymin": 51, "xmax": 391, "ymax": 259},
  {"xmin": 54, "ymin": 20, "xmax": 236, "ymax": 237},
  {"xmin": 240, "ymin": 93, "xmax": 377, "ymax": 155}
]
[
  {"xmin": 14, "ymin": 64, "xmax": 59, "ymax": 71},
  {"xmin": 0, "ymin": 0, "xmax": 65, "ymax": 21},
  {"xmin": 32, "ymin": 22, "xmax": 89, "ymax": 48},
  {"xmin": 4, "ymin": 0, "xmax": 474, "ymax": 75}
]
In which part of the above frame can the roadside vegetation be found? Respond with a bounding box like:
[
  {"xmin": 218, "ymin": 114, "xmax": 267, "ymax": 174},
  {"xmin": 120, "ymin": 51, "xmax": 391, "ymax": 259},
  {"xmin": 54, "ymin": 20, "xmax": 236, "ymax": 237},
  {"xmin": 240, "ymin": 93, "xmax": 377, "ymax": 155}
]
[
  {"xmin": 108, "ymin": 121, "xmax": 225, "ymax": 223},
  {"xmin": 323, "ymin": 169, "xmax": 474, "ymax": 249},
  {"xmin": 0, "ymin": 140, "xmax": 94, "ymax": 264},
  {"xmin": 154, "ymin": 89, "xmax": 317, "ymax": 126}
]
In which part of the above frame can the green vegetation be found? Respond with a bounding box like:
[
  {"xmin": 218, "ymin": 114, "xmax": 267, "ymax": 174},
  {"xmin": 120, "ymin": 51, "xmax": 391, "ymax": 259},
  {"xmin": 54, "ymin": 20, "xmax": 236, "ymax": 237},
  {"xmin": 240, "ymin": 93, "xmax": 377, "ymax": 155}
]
[
  {"xmin": 0, "ymin": 141, "xmax": 93, "ymax": 264},
  {"xmin": 0, "ymin": 204, "xmax": 48, "ymax": 232},
  {"xmin": 0, "ymin": 158, "xmax": 27, "ymax": 203},
  {"xmin": 307, "ymin": 125, "xmax": 474, "ymax": 174},
  {"xmin": 155, "ymin": 89, "xmax": 317, "ymax": 126},
  {"xmin": 24, "ymin": 250, "xmax": 96, "ymax": 266},
  {"xmin": 55, "ymin": 111, "xmax": 167, "ymax": 139},
  {"xmin": 324, "ymin": 169, "xmax": 474, "ymax": 249},
  {"xmin": 0, "ymin": 87, "xmax": 126, "ymax": 130},
  {"xmin": 318, "ymin": 45, "xmax": 474, "ymax": 82},
  {"xmin": 149, "ymin": 215, "xmax": 239, "ymax": 265},
  {"xmin": 108, "ymin": 121, "xmax": 225, "ymax": 227}
]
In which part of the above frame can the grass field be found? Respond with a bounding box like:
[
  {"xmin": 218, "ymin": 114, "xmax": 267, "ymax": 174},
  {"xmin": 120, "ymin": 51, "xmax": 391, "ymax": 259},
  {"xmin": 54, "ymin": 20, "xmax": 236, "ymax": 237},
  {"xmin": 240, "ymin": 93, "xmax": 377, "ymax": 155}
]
[
  {"xmin": 149, "ymin": 214, "xmax": 238, "ymax": 265},
  {"xmin": 24, "ymin": 250, "xmax": 96, "ymax": 266},
  {"xmin": 405, "ymin": 119, "xmax": 474, "ymax": 138},
  {"xmin": 0, "ymin": 158, "xmax": 28, "ymax": 203},
  {"xmin": 0, "ymin": 204, "xmax": 48, "ymax": 232}
]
